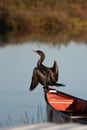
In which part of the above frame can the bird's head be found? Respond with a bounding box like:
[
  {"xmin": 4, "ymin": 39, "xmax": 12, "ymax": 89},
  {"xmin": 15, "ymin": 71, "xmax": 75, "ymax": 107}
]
[{"xmin": 33, "ymin": 50, "xmax": 45, "ymax": 57}]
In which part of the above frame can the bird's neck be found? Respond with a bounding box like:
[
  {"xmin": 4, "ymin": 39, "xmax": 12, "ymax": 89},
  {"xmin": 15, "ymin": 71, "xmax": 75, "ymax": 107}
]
[{"xmin": 37, "ymin": 55, "xmax": 45, "ymax": 67}]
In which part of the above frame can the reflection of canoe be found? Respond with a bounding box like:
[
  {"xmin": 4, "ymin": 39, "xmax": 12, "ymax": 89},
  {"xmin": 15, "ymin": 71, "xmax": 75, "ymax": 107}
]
[{"xmin": 45, "ymin": 88, "xmax": 87, "ymax": 124}]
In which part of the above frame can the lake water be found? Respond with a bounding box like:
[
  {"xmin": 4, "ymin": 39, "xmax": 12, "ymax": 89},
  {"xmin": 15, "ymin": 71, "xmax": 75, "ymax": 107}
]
[{"xmin": 0, "ymin": 41, "xmax": 87, "ymax": 126}]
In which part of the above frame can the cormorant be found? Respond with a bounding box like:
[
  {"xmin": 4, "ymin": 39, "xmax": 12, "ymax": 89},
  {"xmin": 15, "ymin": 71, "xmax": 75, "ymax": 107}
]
[{"xmin": 29, "ymin": 50, "xmax": 65, "ymax": 91}]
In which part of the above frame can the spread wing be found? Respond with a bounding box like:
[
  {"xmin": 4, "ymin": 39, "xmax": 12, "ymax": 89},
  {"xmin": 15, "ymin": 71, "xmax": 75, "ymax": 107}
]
[
  {"xmin": 51, "ymin": 61, "xmax": 59, "ymax": 82},
  {"xmin": 29, "ymin": 69, "xmax": 38, "ymax": 91},
  {"xmin": 29, "ymin": 67, "xmax": 47, "ymax": 91}
]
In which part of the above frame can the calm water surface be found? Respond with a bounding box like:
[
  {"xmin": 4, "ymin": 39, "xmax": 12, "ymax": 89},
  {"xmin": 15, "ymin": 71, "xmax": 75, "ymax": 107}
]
[{"xmin": 0, "ymin": 41, "xmax": 87, "ymax": 126}]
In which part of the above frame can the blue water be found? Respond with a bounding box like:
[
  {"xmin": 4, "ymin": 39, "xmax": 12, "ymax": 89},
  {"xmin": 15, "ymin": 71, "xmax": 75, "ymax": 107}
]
[{"xmin": 0, "ymin": 41, "xmax": 87, "ymax": 126}]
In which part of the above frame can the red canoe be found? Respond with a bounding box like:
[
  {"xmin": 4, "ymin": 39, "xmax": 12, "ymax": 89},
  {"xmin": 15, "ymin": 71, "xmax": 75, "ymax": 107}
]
[{"xmin": 45, "ymin": 88, "xmax": 87, "ymax": 124}]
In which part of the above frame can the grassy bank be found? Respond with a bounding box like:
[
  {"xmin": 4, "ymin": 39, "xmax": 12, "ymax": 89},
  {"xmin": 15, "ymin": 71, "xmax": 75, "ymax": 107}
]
[{"xmin": 0, "ymin": 0, "xmax": 87, "ymax": 46}]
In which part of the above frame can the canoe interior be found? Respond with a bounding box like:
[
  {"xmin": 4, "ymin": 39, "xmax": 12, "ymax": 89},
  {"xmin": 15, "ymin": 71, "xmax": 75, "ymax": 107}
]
[{"xmin": 46, "ymin": 89, "xmax": 87, "ymax": 123}]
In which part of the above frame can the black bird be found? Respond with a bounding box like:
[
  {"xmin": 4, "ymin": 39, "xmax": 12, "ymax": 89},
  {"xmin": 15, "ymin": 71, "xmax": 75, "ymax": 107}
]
[{"xmin": 29, "ymin": 50, "xmax": 65, "ymax": 91}]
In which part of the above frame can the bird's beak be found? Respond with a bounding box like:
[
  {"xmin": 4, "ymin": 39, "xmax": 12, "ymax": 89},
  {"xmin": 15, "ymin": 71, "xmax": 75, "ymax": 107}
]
[{"xmin": 32, "ymin": 50, "xmax": 37, "ymax": 54}]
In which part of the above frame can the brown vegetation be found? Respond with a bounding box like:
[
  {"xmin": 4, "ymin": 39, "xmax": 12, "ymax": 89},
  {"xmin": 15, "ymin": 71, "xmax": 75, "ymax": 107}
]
[{"xmin": 0, "ymin": 0, "xmax": 87, "ymax": 46}]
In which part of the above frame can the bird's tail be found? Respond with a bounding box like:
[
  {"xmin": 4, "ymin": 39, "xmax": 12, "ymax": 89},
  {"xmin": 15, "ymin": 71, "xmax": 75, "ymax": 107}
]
[{"xmin": 54, "ymin": 83, "xmax": 65, "ymax": 87}]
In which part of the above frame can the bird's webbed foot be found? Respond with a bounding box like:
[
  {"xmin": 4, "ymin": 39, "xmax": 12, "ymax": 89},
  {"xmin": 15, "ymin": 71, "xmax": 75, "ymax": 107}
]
[{"xmin": 43, "ymin": 86, "xmax": 49, "ymax": 92}]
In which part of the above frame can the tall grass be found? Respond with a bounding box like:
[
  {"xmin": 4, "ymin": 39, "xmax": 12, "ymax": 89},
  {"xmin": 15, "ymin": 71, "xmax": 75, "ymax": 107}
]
[{"xmin": 0, "ymin": 103, "xmax": 46, "ymax": 127}]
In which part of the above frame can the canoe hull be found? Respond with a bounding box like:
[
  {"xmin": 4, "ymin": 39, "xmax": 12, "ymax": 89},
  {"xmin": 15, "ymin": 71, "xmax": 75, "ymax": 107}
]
[{"xmin": 45, "ymin": 88, "xmax": 87, "ymax": 124}]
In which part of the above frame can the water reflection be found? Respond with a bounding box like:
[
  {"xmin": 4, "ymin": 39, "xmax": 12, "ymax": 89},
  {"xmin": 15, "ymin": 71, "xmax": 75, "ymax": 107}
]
[{"xmin": 0, "ymin": 41, "xmax": 87, "ymax": 126}]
